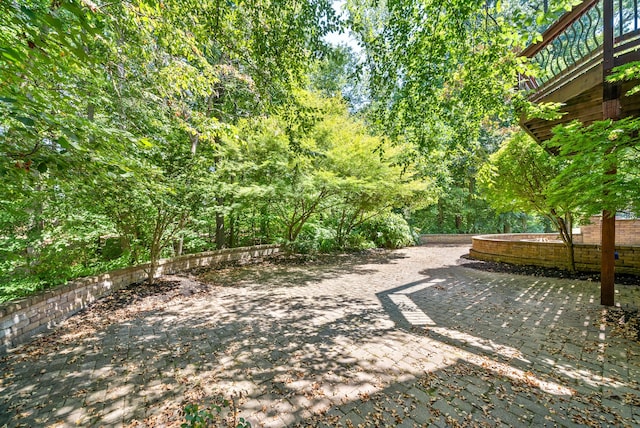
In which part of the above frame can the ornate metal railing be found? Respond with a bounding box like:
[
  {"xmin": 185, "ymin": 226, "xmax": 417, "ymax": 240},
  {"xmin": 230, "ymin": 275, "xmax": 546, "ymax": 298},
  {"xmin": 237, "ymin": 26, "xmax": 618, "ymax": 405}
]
[
  {"xmin": 519, "ymin": 0, "xmax": 640, "ymax": 93},
  {"xmin": 615, "ymin": 0, "xmax": 640, "ymax": 37}
]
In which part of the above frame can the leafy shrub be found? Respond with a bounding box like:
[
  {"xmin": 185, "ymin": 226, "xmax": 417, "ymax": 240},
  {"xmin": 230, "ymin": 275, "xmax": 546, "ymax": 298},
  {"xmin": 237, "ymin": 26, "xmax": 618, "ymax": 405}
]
[
  {"xmin": 288, "ymin": 222, "xmax": 336, "ymax": 254},
  {"xmin": 343, "ymin": 233, "xmax": 376, "ymax": 251},
  {"xmin": 182, "ymin": 394, "xmax": 251, "ymax": 428},
  {"xmin": 358, "ymin": 212, "xmax": 415, "ymax": 249},
  {"xmin": 0, "ymin": 232, "xmax": 130, "ymax": 303},
  {"xmin": 179, "ymin": 230, "xmax": 213, "ymax": 255},
  {"xmin": 101, "ymin": 236, "xmax": 125, "ymax": 260},
  {"xmin": 289, "ymin": 222, "xmax": 378, "ymax": 253}
]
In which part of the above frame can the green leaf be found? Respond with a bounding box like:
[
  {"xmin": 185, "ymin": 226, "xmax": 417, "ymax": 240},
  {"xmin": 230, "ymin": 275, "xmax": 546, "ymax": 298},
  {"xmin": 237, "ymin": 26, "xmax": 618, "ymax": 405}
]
[
  {"xmin": 0, "ymin": 47, "xmax": 24, "ymax": 63},
  {"xmin": 42, "ymin": 14, "xmax": 65, "ymax": 34},
  {"xmin": 61, "ymin": 3, "xmax": 88, "ymax": 21},
  {"xmin": 62, "ymin": 129, "xmax": 80, "ymax": 143},
  {"xmin": 139, "ymin": 137, "xmax": 154, "ymax": 148},
  {"xmin": 15, "ymin": 116, "xmax": 35, "ymax": 127},
  {"xmin": 57, "ymin": 136, "xmax": 80, "ymax": 150}
]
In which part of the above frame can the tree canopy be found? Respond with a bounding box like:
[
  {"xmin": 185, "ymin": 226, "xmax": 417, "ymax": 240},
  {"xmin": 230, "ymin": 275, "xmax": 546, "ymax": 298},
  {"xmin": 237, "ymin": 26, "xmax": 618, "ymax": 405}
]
[
  {"xmin": 1, "ymin": 0, "xmax": 436, "ymax": 300},
  {"xmin": 478, "ymin": 131, "xmax": 582, "ymax": 269},
  {"xmin": 1, "ymin": 0, "xmax": 622, "ymax": 302}
]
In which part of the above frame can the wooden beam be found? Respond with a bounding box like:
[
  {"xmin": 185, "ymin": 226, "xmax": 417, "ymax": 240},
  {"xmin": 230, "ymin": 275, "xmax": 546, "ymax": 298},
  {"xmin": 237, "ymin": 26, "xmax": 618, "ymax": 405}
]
[
  {"xmin": 534, "ymin": 63, "xmax": 602, "ymax": 104},
  {"xmin": 601, "ymin": 210, "xmax": 616, "ymax": 306},
  {"xmin": 615, "ymin": 49, "xmax": 640, "ymax": 67},
  {"xmin": 601, "ymin": 0, "xmax": 617, "ymax": 307}
]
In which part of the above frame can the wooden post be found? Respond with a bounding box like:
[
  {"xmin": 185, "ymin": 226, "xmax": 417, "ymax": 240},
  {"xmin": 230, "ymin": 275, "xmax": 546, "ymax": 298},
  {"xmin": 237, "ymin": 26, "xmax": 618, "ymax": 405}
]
[
  {"xmin": 601, "ymin": 0, "xmax": 617, "ymax": 306},
  {"xmin": 601, "ymin": 212, "xmax": 616, "ymax": 306}
]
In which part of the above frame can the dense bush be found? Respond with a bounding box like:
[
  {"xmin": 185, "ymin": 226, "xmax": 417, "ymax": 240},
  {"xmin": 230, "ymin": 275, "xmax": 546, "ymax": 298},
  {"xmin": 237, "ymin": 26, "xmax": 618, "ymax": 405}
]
[
  {"xmin": 287, "ymin": 214, "xmax": 414, "ymax": 254},
  {"xmin": 358, "ymin": 212, "xmax": 416, "ymax": 249},
  {"xmin": 287, "ymin": 222, "xmax": 335, "ymax": 253}
]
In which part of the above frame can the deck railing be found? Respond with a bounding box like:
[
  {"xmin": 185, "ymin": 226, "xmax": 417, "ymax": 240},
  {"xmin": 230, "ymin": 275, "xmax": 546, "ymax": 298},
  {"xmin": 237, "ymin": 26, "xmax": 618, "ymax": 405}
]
[{"xmin": 520, "ymin": 0, "xmax": 640, "ymax": 96}]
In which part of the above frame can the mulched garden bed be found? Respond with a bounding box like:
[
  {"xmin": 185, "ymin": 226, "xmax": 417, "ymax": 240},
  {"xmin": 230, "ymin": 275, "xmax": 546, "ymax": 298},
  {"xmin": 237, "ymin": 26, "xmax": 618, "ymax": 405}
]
[{"xmin": 458, "ymin": 254, "xmax": 640, "ymax": 286}]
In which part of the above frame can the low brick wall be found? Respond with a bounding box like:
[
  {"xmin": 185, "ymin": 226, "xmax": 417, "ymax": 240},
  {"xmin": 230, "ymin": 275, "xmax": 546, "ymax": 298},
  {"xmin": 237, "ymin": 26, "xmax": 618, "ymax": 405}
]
[
  {"xmin": 580, "ymin": 217, "xmax": 640, "ymax": 245},
  {"xmin": 0, "ymin": 245, "xmax": 280, "ymax": 354},
  {"xmin": 420, "ymin": 234, "xmax": 477, "ymax": 245},
  {"xmin": 470, "ymin": 234, "xmax": 640, "ymax": 275}
]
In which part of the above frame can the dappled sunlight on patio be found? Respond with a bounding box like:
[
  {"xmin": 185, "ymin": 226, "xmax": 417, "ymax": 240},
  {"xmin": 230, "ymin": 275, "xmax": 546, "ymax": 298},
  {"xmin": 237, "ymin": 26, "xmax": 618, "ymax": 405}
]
[
  {"xmin": 383, "ymin": 276, "xmax": 575, "ymax": 396},
  {"xmin": 383, "ymin": 267, "xmax": 640, "ymax": 407},
  {"xmin": 1, "ymin": 246, "xmax": 639, "ymax": 427}
]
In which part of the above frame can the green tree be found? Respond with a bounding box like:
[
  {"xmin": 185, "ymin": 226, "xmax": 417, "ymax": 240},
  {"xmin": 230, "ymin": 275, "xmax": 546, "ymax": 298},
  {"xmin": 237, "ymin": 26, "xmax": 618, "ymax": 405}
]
[
  {"xmin": 316, "ymin": 111, "xmax": 432, "ymax": 248},
  {"xmin": 229, "ymin": 91, "xmax": 433, "ymax": 250},
  {"xmin": 344, "ymin": 0, "xmax": 581, "ymax": 144},
  {"xmin": 0, "ymin": 0, "xmax": 342, "ymax": 291},
  {"xmin": 546, "ymin": 119, "xmax": 640, "ymax": 218},
  {"xmin": 478, "ymin": 131, "xmax": 580, "ymax": 270}
]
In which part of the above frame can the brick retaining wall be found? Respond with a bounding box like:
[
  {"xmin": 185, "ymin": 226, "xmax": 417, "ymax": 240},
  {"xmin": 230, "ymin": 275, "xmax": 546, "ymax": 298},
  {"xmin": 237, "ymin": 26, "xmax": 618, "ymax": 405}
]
[
  {"xmin": 419, "ymin": 234, "xmax": 477, "ymax": 245},
  {"xmin": 470, "ymin": 234, "xmax": 640, "ymax": 275},
  {"xmin": 579, "ymin": 217, "xmax": 640, "ymax": 245},
  {"xmin": 0, "ymin": 245, "xmax": 280, "ymax": 354}
]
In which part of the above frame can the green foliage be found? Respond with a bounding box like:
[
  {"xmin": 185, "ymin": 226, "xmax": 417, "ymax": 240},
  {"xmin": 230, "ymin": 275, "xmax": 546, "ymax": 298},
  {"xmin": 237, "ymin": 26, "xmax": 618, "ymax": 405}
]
[
  {"xmin": 478, "ymin": 132, "xmax": 560, "ymax": 215},
  {"xmin": 288, "ymin": 212, "xmax": 416, "ymax": 254},
  {"xmin": 0, "ymin": 277, "xmax": 47, "ymax": 305},
  {"xmin": 182, "ymin": 396, "xmax": 251, "ymax": 428},
  {"xmin": 235, "ymin": 91, "xmax": 433, "ymax": 250},
  {"xmin": 546, "ymin": 118, "xmax": 640, "ymax": 216},
  {"xmin": 358, "ymin": 212, "xmax": 415, "ymax": 249},
  {"xmin": 343, "ymin": 233, "xmax": 377, "ymax": 251},
  {"xmin": 518, "ymin": 101, "xmax": 565, "ymax": 122},
  {"xmin": 0, "ymin": 0, "xmax": 100, "ymax": 173},
  {"xmin": 2, "ymin": 0, "xmax": 573, "ymax": 300},
  {"xmin": 0, "ymin": 0, "xmax": 344, "ymax": 293},
  {"xmin": 344, "ymin": 0, "xmax": 560, "ymax": 149},
  {"xmin": 288, "ymin": 222, "xmax": 337, "ymax": 254},
  {"xmin": 608, "ymin": 60, "xmax": 640, "ymax": 96},
  {"xmin": 347, "ymin": 0, "xmax": 582, "ymax": 132},
  {"xmin": 478, "ymin": 130, "xmax": 581, "ymax": 269},
  {"xmin": 339, "ymin": 0, "xmax": 583, "ymax": 238}
]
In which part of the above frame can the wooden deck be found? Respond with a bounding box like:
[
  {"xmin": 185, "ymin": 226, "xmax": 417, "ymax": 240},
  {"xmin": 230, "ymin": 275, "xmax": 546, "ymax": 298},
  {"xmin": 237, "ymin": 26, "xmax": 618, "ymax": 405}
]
[
  {"xmin": 520, "ymin": 0, "xmax": 640, "ymax": 142},
  {"xmin": 522, "ymin": 70, "xmax": 640, "ymax": 142}
]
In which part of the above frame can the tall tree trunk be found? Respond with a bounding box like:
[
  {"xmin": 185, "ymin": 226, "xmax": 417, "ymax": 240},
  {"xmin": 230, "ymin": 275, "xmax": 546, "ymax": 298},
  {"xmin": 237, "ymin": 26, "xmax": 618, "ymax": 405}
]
[
  {"xmin": 229, "ymin": 213, "xmax": 236, "ymax": 248},
  {"xmin": 190, "ymin": 132, "xmax": 198, "ymax": 155},
  {"xmin": 174, "ymin": 235, "xmax": 185, "ymax": 257},
  {"xmin": 148, "ymin": 235, "xmax": 162, "ymax": 284},
  {"xmin": 174, "ymin": 237, "xmax": 184, "ymax": 256},
  {"xmin": 174, "ymin": 133, "xmax": 199, "ymax": 255},
  {"xmin": 260, "ymin": 206, "xmax": 269, "ymax": 243},
  {"xmin": 551, "ymin": 211, "xmax": 575, "ymax": 272},
  {"xmin": 148, "ymin": 245, "xmax": 160, "ymax": 284},
  {"xmin": 148, "ymin": 209, "xmax": 168, "ymax": 283},
  {"xmin": 216, "ymin": 211, "xmax": 226, "ymax": 249}
]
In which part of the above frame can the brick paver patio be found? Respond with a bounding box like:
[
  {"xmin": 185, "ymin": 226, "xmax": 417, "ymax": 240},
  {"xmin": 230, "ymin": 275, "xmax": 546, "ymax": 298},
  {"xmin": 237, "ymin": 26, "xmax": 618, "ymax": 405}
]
[{"xmin": 1, "ymin": 245, "xmax": 639, "ymax": 427}]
